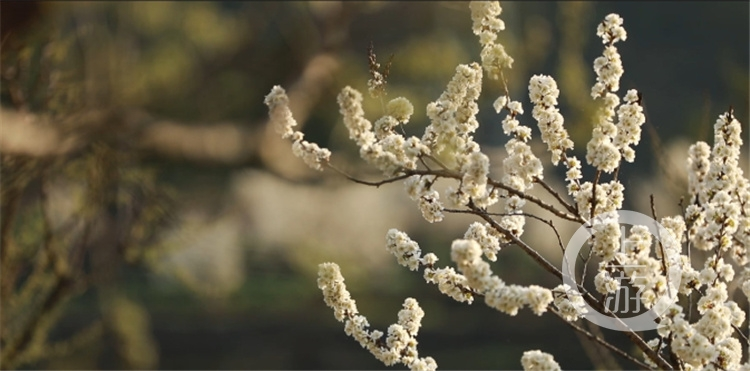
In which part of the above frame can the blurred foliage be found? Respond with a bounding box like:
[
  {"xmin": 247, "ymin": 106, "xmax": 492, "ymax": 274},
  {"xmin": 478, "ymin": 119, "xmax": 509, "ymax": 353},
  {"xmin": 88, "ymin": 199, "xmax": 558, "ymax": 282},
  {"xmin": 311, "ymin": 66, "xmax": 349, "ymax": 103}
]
[
  {"xmin": 1, "ymin": 1, "xmax": 175, "ymax": 369},
  {"xmin": 102, "ymin": 292, "xmax": 159, "ymax": 369},
  {"xmin": 0, "ymin": 1, "xmax": 747, "ymax": 370}
]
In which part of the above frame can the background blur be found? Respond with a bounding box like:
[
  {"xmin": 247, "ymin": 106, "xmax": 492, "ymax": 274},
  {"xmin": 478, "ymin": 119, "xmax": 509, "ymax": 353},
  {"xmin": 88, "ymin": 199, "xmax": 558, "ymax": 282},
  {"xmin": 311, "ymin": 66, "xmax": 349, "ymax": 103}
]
[{"xmin": 1, "ymin": 1, "xmax": 748, "ymax": 369}]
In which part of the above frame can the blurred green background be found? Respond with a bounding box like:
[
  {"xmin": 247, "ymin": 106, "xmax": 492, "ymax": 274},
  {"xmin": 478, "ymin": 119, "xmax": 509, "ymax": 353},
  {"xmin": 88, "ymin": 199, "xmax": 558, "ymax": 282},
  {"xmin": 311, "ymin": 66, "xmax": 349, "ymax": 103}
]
[{"xmin": 1, "ymin": 1, "xmax": 747, "ymax": 370}]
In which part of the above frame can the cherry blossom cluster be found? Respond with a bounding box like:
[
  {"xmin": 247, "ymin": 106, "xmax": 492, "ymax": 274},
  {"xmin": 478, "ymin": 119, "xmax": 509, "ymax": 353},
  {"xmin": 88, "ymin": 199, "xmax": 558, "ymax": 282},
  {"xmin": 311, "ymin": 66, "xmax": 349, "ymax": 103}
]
[
  {"xmin": 451, "ymin": 239, "xmax": 554, "ymax": 316},
  {"xmin": 384, "ymin": 228, "xmax": 474, "ymax": 303},
  {"xmin": 337, "ymin": 86, "xmax": 427, "ymax": 177},
  {"xmin": 618, "ymin": 225, "xmax": 681, "ymax": 309},
  {"xmin": 648, "ymin": 290, "xmax": 746, "ymax": 370},
  {"xmin": 528, "ymin": 75, "xmax": 574, "ymax": 166},
  {"xmin": 612, "ymin": 112, "xmax": 748, "ymax": 370},
  {"xmin": 469, "ymin": 1, "xmax": 513, "ymax": 80},
  {"xmin": 631, "ymin": 110, "xmax": 750, "ymax": 370},
  {"xmin": 605, "ymin": 112, "xmax": 749, "ymax": 370},
  {"xmin": 384, "ymin": 228, "xmax": 554, "ymax": 315},
  {"xmin": 552, "ymin": 284, "xmax": 588, "ymax": 322},
  {"xmin": 613, "ymin": 90, "xmax": 646, "ymax": 162},
  {"xmin": 404, "ymin": 175, "xmax": 445, "ymax": 223},
  {"xmin": 422, "ymin": 63, "xmax": 482, "ymax": 155},
  {"xmin": 585, "ymin": 13, "xmax": 645, "ymax": 174},
  {"xmin": 492, "ymin": 96, "xmax": 543, "ymax": 245},
  {"xmin": 264, "ymin": 86, "xmax": 331, "ymax": 170},
  {"xmin": 521, "ymin": 350, "xmax": 562, "ymax": 371},
  {"xmin": 687, "ymin": 112, "xmax": 749, "ymax": 263},
  {"xmin": 317, "ymin": 262, "xmax": 438, "ymax": 371}
]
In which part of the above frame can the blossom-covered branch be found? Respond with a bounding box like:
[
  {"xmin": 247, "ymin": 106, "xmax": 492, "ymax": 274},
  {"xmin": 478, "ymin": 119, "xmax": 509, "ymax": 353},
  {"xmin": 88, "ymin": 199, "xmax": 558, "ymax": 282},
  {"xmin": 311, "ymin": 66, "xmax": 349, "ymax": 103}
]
[{"xmin": 264, "ymin": 2, "xmax": 749, "ymax": 370}]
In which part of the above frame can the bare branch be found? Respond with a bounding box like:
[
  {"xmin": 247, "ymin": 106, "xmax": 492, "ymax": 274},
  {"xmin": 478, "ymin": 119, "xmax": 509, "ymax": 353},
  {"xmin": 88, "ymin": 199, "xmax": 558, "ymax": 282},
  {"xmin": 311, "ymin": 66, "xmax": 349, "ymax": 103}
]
[
  {"xmin": 550, "ymin": 309, "xmax": 655, "ymax": 370},
  {"xmin": 444, "ymin": 208, "xmax": 584, "ymax": 261},
  {"xmin": 326, "ymin": 163, "xmax": 413, "ymax": 187},
  {"xmin": 534, "ymin": 177, "xmax": 578, "ymax": 216},
  {"xmin": 488, "ymin": 179, "xmax": 585, "ymax": 223}
]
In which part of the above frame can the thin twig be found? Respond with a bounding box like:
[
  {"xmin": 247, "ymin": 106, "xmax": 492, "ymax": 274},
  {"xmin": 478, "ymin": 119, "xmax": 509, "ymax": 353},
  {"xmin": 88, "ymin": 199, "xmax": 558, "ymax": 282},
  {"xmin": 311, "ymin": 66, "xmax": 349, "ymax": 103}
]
[
  {"xmin": 549, "ymin": 309, "xmax": 655, "ymax": 370},
  {"xmin": 583, "ymin": 320, "xmax": 623, "ymax": 370},
  {"xmin": 423, "ymin": 154, "xmax": 450, "ymax": 171},
  {"xmin": 417, "ymin": 156, "xmax": 431, "ymax": 171},
  {"xmin": 733, "ymin": 324, "xmax": 749, "ymax": 348},
  {"xmin": 650, "ymin": 194, "xmax": 671, "ymax": 298},
  {"xmin": 590, "ymin": 170, "xmax": 602, "ymax": 219},
  {"xmin": 325, "ymin": 163, "xmax": 413, "ymax": 187},
  {"xmin": 574, "ymin": 327, "xmax": 613, "ymax": 371},
  {"xmin": 326, "ymin": 163, "xmax": 585, "ymax": 223},
  {"xmin": 534, "ymin": 177, "xmax": 578, "ymax": 216},
  {"xmin": 469, "ymin": 204, "xmax": 566, "ymax": 282},
  {"xmin": 487, "ymin": 179, "xmax": 585, "ymax": 223},
  {"xmin": 581, "ymin": 241, "xmax": 595, "ymax": 287}
]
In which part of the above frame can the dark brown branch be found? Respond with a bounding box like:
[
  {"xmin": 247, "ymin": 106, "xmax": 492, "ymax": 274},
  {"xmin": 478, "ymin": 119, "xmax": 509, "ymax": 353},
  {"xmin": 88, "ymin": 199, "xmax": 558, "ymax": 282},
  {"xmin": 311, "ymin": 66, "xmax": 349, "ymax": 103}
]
[
  {"xmin": 549, "ymin": 309, "xmax": 655, "ymax": 370},
  {"xmin": 534, "ymin": 177, "xmax": 578, "ymax": 216},
  {"xmin": 326, "ymin": 163, "xmax": 585, "ymax": 223},
  {"xmin": 443, "ymin": 208, "xmax": 585, "ymax": 263},
  {"xmin": 326, "ymin": 163, "xmax": 415, "ymax": 187},
  {"xmin": 485, "ymin": 179, "xmax": 585, "ymax": 223},
  {"xmin": 467, "ymin": 204, "xmax": 674, "ymax": 370},
  {"xmin": 582, "ymin": 320, "xmax": 623, "ymax": 370}
]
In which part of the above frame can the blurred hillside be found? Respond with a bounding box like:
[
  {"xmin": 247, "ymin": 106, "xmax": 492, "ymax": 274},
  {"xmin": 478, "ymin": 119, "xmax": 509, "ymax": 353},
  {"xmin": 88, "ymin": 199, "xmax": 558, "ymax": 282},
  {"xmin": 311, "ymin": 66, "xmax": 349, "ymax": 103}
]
[{"xmin": 1, "ymin": 1, "xmax": 748, "ymax": 370}]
